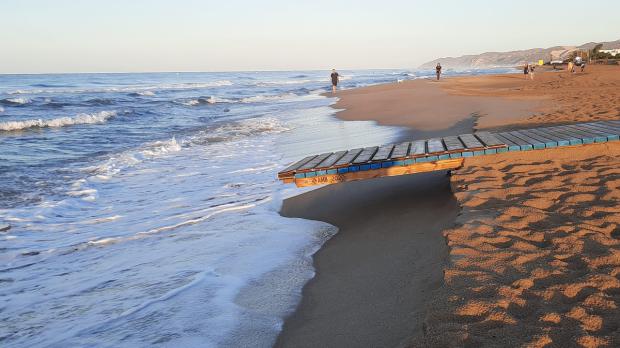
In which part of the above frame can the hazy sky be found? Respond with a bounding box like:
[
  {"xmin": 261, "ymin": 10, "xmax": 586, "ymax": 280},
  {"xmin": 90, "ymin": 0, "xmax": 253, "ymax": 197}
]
[{"xmin": 1, "ymin": 0, "xmax": 619, "ymax": 73}]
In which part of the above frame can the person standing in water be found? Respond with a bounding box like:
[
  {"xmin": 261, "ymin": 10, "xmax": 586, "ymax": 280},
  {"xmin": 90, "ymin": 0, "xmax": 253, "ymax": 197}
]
[
  {"xmin": 436, "ymin": 63, "xmax": 442, "ymax": 80},
  {"xmin": 330, "ymin": 69, "xmax": 339, "ymax": 93}
]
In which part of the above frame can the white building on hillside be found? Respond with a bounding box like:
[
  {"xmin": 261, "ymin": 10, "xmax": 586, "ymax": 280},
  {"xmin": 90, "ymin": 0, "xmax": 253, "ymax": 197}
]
[{"xmin": 600, "ymin": 49, "xmax": 620, "ymax": 56}]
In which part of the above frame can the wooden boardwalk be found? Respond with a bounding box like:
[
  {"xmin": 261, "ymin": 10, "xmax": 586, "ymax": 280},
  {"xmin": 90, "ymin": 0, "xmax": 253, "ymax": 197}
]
[{"xmin": 278, "ymin": 120, "xmax": 620, "ymax": 187}]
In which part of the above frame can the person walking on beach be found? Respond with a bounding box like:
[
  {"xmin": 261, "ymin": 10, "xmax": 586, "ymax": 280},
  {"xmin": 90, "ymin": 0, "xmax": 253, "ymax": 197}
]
[
  {"xmin": 436, "ymin": 63, "xmax": 442, "ymax": 80},
  {"xmin": 523, "ymin": 63, "xmax": 529, "ymax": 79},
  {"xmin": 330, "ymin": 69, "xmax": 339, "ymax": 93},
  {"xmin": 529, "ymin": 64, "xmax": 535, "ymax": 80}
]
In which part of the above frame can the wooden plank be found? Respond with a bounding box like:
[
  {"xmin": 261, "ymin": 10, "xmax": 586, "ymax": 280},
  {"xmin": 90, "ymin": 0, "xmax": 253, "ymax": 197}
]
[
  {"xmin": 547, "ymin": 126, "xmax": 585, "ymax": 145},
  {"xmin": 557, "ymin": 125, "xmax": 598, "ymax": 143},
  {"xmin": 475, "ymin": 132, "xmax": 504, "ymax": 147},
  {"xmin": 410, "ymin": 140, "xmax": 427, "ymax": 156},
  {"xmin": 279, "ymin": 155, "xmax": 317, "ymax": 176},
  {"xmin": 294, "ymin": 158, "xmax": 464, "ymax": 187},
  {"xmin": 371, "ymin": 144, "xmax": 395, "ymax": 161},
  {"xmin": 442, "ymin": 136, "xmax": 465, "ymax": 152},
  {"xmin": 458, "ymin": 134, "xmax": 484, "ymax": 149},
  {"xmin": 518, "ymin": 129, "xmax": 557, "ymax": 146},
  {"xmin": 493, "ymin": 133, "xmax": 522, "ymax": 151},
  {"xmin": 584, "ymin": 121, "xmax": 620, "ymax": 132},
  {"xmin": 298, "ymin": 152, "xmax": 333, "ymax": 171},
  {"xmin": 352, "ymin": 146, "xmax": 378, "ymax": 164},
  {"xmin": 427, "ymin": 138, "xmax": 445, "ymax": 154},
  {"xmin": 497, "ymin": 132, "xmax": 534, "ymax": 150},
  {"xmin": 333, "ymin": 148, "xmax": 363, "ymax": 167},
  {"xmin": 389, "ymin": 142, "xmax": 410, "ymax": 159},
  {"xmin": 579, "ymin": 123, "xmax": 620, "ymax": 139},
  {"xmin": 579, "ymin": 123, "xmax": 620, "ymax": 138},
  {"xmin": 509, "ymin": 131, "xmax": 546, "ymax": 149},
  {"xmin": 603, "ymin": 120, "xmax": 620, "ymax": 127},
  {"xmin": 527, "ymin": 128, "xmax": 570, "ymax": 146},
  {"xmin": 315, "ymin": 151, "xmax": 347, "ymax": 169}
]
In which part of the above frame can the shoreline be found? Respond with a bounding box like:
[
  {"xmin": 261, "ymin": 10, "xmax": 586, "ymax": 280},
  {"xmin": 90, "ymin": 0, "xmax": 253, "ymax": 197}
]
[{"xmin": 276, "ymin": 65, "xmax": 620, "ymax": 347}]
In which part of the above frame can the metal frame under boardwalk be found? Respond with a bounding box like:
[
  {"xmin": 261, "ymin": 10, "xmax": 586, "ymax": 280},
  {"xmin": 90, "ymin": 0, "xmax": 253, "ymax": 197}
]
[{"xmin": 278, "ymin": 120, "xmax": 620, "ymax": 187}]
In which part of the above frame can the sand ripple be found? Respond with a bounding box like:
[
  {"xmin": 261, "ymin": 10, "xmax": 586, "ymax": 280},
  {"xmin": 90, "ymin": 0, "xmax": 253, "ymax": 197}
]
[{"xmin": 414, "ymin": 143, "xmax": 620, "ymax": 347}]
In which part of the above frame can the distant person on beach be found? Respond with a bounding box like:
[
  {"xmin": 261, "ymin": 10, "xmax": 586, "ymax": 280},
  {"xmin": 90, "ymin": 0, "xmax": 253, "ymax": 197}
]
[
  {"xmin": 436, "ymin": 63, "xmax": 442, "ymax": 80},
  {"xmin": 529, "ymin": 64, "xmax": 535, "ymax": 80},
  {"xmin": 523, "ymin": 63, "xmax": 529, "ymax": 79},
  {"xmin": 331, "ymin": 69, "xmax": 339, "ymax": 92},
  {"xmin": 567, "ymin": 61, "xmax": 574, "ymax": 74}
]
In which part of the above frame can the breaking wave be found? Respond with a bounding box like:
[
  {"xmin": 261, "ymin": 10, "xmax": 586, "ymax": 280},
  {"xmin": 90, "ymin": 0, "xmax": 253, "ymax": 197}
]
[
  {"xmin": 0, "ymin": 111, "xmax": 117, "ymax": 131},
  {"xmin": 1, "ymin": 97, "xmax": 31, "ymax": 106},
  {"xmin": 7, "ymin": 81, "xmax": 233, "ymax": 95}
]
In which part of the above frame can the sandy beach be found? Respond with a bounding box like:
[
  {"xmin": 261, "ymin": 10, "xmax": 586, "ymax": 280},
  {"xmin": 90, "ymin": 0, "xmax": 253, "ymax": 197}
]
[{"xmin": 278, "ymin": 64, "xmax": 620, "ymax": 347}]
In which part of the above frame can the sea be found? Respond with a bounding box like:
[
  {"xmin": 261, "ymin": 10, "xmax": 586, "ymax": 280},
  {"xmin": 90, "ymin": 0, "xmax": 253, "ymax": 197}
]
[{"xmin": 0, "ymin": 67, "xmax": 515, "ymax": 347}]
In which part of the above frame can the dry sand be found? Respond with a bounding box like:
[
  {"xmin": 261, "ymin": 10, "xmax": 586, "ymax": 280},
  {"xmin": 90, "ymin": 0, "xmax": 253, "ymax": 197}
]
[
  {"xmin": 414, "ymin": 144, "xmax": 620, "ymax": 347},
  {"xmin": 334, "ymin": 65, "xmax": 620, "ymax": 131},
  {"xmin": 278, "ymin": 64, "xmax": 620, "ymax": 348}
]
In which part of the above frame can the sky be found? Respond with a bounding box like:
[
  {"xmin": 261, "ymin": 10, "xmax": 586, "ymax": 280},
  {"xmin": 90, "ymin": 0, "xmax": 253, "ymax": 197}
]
[{"xmin": 1, "ymin": 0, "xmax": 619, "ymax": 74}]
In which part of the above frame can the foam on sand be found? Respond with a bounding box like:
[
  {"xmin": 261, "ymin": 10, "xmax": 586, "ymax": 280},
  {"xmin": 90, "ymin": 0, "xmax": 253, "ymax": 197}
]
[{"xmin": 0, "ymin": 111, "xmax": 117, "ymax": 131}]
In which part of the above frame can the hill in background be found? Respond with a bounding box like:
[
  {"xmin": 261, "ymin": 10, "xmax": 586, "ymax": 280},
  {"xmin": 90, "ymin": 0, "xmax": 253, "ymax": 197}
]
[{"xmin": 419, "ymin": 39, "xmax": 620, "ymax": 70}]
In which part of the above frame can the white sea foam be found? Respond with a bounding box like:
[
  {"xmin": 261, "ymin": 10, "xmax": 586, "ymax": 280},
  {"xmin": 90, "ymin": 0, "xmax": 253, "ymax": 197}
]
[
  {"xmin": 136, "ymin": 91, "xmax": 155, "ymax": 96},
  {"xmin": 1, "ymin": 97, "xmax": 31, "ymax": 105},
  {"xmin": 0, "ymin": 111, "xmax": 117, "ymax": 131},
  {"xmin": 0, "ymin": 106, "xmax": 4, "ymax": 113},
  {"xmin": 8, "ymin": 81, "xmax": 233, "ymax": 95},
  {"xmin": 240, "ymin": 93, "xmax": 297, "ymax": 103},
  {"xmin": 84, "ymin": 137, "xmax": 182, "ymax": 177}
]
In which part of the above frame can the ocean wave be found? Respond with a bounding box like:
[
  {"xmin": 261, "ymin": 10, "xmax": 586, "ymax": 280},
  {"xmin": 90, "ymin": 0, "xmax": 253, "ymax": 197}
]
[
  {"xmin": 0, "ymin": 111, "xmax": 117, "ymax": 132},
  {"xmin": 8, "ymin": 81, "xmax": 233, "ymax": 95},
  {"xmin": 128, "ymin": 91, "xmax": 156, "ymax": 97},
  {"xmin": 83, "ymin": 137, "xmax": 182, "ymax": 177},
  {"xmin": 0, "ymin": 106, "xmax": 4, "ymax": 113},
  {"xmin": 188, "ymin": 117, "xmax": 290, "ymax": 145},
  {"xmin": 0, "ymin": 97, "xmax": 31, "ymax": 106},
  {"xmin": 85, "ymin": 98, "xmax": 115, "ymax": 106},
  {"xmin": 240, "ymin": 93, "xmax": 297, "ymax": 103},
  {"xmin": 177, "ymin": 96, "xmax": 232, "ymax": 106}
]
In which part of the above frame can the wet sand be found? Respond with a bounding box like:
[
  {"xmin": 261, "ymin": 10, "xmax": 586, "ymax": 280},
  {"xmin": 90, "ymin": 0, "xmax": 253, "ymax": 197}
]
[{"xmin": 277, "ymin": 64, "xmax": 620, "ymax": 347}]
